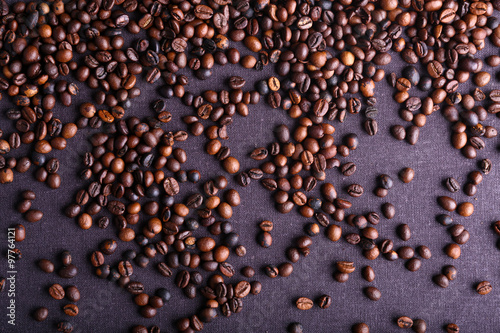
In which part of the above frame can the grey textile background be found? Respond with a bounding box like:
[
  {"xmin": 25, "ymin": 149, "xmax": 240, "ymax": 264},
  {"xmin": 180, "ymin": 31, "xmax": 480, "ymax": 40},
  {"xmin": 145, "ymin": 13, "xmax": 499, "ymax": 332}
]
[{"xmin": 1, "ymin": 2, "xmax": 500, "ymax": 333}]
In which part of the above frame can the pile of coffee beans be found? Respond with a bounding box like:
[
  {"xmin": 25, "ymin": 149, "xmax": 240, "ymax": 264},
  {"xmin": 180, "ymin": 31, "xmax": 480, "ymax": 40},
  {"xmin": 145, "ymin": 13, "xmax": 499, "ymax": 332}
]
[{"xmin": 0, "ymin": 0, "xmax": 499, "ymax": 331}]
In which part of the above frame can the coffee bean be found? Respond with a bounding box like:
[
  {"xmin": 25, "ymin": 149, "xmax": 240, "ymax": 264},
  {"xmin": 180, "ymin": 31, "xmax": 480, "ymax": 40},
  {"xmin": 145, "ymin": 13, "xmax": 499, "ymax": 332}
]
[
  {"xmin": 58, "ymin": 264, "xmax": 78, "ymax": 279},
  {"xmin": 456, "ymin": 202, "xmax": 474, "ymax": 217},
  {"xmin": 443, "ymin": 265, "xmax": 457, "ymax": 281},
  {"xmin": 476, "ymin": 281, "xmax": 492, "ymax": 295},
  {"xmin": 333, "ymin": 271, "xmax": 349, "ymax": 283},
  {"xmin": 444, "ymin": 177, "xmax": 460, "ymax": 193},
  {"xmin": 264, "ymin": 264, "xmax": 279, "ymax": 278},
  {"xmin": 397, "ymin": 316, "xmax": 413, "ymax": 328},
  {"xmin": 49, "ymin": 284, "xmax": 65, "ymax": 300},
  {"xmin": 340, "ymin": 162, "xmax": 356, "ymax": 176},
  {"xmin": 398, "ymin": 167, "xmax": 415, "ymax": 183},
  {"xmin": 336, "ymin": 261, "xmax": 355, "ymax": 274},
  {"xmin": 257, "ymin": 231, "xmax": 272, "ymax": 248},
  {"xmin": 437, "ymin": 196, "xmax": 457, "ymax": 211},
  {"xmin": 163, "ymin": 177, "xmax": 180, "ymax": 196},
  {"xmin": 397, "ymin": 224, "xmax": 411, "ymax": 241},
  {"xmin": 381, "ymin": 203, "xmax": 396, "ymax": 219},
  {"xmin": 463, "ymin": 183, "xmax": 477, "ymax": 196},
  {"xmin": 406, "ymin": 126, "xmax": 419, "ymax": 145},
  {"xmin": 479, "ymin": 158, "xmax": 492, "ymax": 174},
  {"xmin": 326, "ymin": 225, "xmax": 342, "ymax": 242},
  {"xmin": 412, "ymin": 319, "xmax": 427, "ymax": 333},
  {"xmin": 364, "ymin": 119, "xmax": 378, "ymax": 136},
  {"xmin": 250, "ymin": 147, "xmax": 268, "ymax": 160},
  {"xmin": 296, "ymin": 297, "xmax": 313, "ymax": 310},
  {"xmin": 405, "ymin": 258, "xmax": 421, "ymax": 272},
  {"xmin": 33, "ymin": 307, "xmax": 48, "ymax": 322},
  {"xmin": 90, "ymin": 251, "xmax": 105, "ymax": 267},
  {"xmin": 288, "ymin": 323, "xmax": 304, "ymax": 333},
  {"xmin": 63, "ymin": 304, "xmax": 79, "ymax": 317},
  {"xmin": 347, "ymin": 184, "xmax": 364, "ymax": 197},
  {"xmin": 433, "ymin": 274, "xmax": 449, "ymax": 288},
  {"xmin": 57, "ymin": 321, "xmax": 73, "ymax": 333},
  {"xmin": 364, "ymin": 286, "xmax": 381, "ymax": 301},
  {"xmin": 234, "ymin": 281, "xmax": 251, "ymax": 298},
  {"xmin": 126, "ymin": 281, "xmax": 145, "ymax": 295},
  {"xmin": 377, "ymin": 174, "xmax": 393, "ymax": 189},
  {"xmin": 362, "ymin": 266, "xmax": 375, "ymax": 282},
  {"xmin": 391, "ymin": 125, "xmax": 406, "ymax": 140},
  {"xmin": 25, "ymin": 209, "xmax": 43, "ymax": 222},
  {"xmin": 445, "ymin": 323, "xmax": 460, "ymax": 333},
  {"xmin": 352, "ymin": 323, "xmax": 370, "ymax": 333},
  {"xmin": 317, "ymin": 294, "xmax": 332, "ymax": 309},
  {"xmin": 417, "ymin": 246, "xmax": 432, "ymax": 259},
  {"xmin": 444, "ymin": 243, "xmax": 461, "ymax": 259}
]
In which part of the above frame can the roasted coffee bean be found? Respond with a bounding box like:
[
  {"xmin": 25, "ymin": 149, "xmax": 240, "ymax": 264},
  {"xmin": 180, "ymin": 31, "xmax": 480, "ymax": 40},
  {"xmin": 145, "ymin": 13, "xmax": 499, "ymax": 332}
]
[
  {"xmin": 362, "ymin": 266, "xmax": 375, "ymax": 282},
  {"xmin": 443, "ymin": 265, "xmax": 457, "ymax": 281},
  {"xmin": 296, "ymin": 297, "xmax": 314, "ymax": 310},
  {"xmin": 399, "ymin": 167, "xmax": 415, "ymax": 183},
  {"xmin": 377, "ymin": 175, "xmax": 393, "ymax": 189},
  {"xmin": 264, "ymin": 264, "xmax": 279, "ymax": 278},
  {"xmin": 479, "ymin": 159, "xmax": 492, "ymax": 174},
  {"xmin": 63, "ymin": 304, "xmax": 79, "ymax": 317},
  {"xmin": 445, "ymin": 323, "xmax": 460, "ymax": 333},
  {"xmin": 352, "ymin": 323, "xmax": 370, "ymax": 333},
  {"xmin": 38, "ymin": 259, "xmax": 55, "ymax": 273},
  {"xmin": 444, "ymin": 178, "xmax": 460, "ymax": 192},
  {"xmin": 317, "ymin": 294, "xmax": 332, "ymax": 309},
  {"xmin": 126, "ymin": 281, "xmax": 145, "ymax": 295},
  {"xmin": 445, "ymin": 243, "xmax": 461, "ymax": 259},
  {"xmin": 381, "ymin": 203, "xmax": 396, "ymax": 219},
  {"xmin": 345, "ymin": 233, "xmax": 361, "ymax": 245},
  {"xmin": 33, "ymin": 307, "xmax": 49, "ymax": 322},
  {"xmin": 49, "ymin": 284, "xmax": 65, "ymax": 300},
  {"xmin": 417, "ymin": 246, "xmax": 432, "ymax": 259},
  {"xmin": 437, "ymin": 196, "xmax": 457, "ymax": 212},
  {"xmin": 397, "ymin": 224, "xmax": 411, "ymax": 241},
  {"xmin": 394, "ymin": 316, "xmax": 413, "ymax": 329},
  {"xmin": 391, "ymin": 125, "xmax": 406, "ymax": 140},
  {"xmin": 340, "ymin": 162, "xmax": 356, "ymax": 176},
  {"xmin": 364, "ymin": 286, "xmax": 381, "ymax": 301},
  {"xmin": 336, "ymin": 261, "xmax": 355, "ymax": 274},
  {"xmin": 58, "ymin": 264, "xmax": 78, "ymax": 279},
  {"xmin": 433, "ymin": 274, "xmax": 449, "ymax": 288},
  {"xmin": 476, "ymin": 281, "xmax": 492, "ymax": 295},
  {"xmin": 347, "ymin": 184, "xmax": 364, "ymax": 197},
  {"xmin": 57, "ymin": 321, "xmax": 73, "ymax": 333}
]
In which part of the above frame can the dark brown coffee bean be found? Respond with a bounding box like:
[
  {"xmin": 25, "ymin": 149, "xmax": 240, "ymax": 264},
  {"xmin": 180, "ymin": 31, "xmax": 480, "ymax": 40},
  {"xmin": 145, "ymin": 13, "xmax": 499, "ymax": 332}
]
[
  {"xmin": 346, "ymin": 184, "xmax": 364, "ymax": 197},
  {"xmin": 340, "ymin": 162, "xmax": 356, "ymax": 176},
  {"xmin": 437, "ymin": 196, "xmax": 457, "ymax": 211},
  {"xmin": 444, "ymin": 177, "xmax": 460, "ymax": 193},
  {"xmin": 33, "ymin": 307, "xmax": 48, "ymax": 322},
  {"xmin": 433, "ymin": 274, "xmax": 449, "ymax": 288},
  {"xmin": 38, "ymin": 259, "xmax": 55, "ymax": 273},
  {"xmin": 364, "ymin": 286, "xmax": 381, "ymax": 301},
  {"xmin": 317, "ymin": 294, "xmax": 332, "ymax": 309}
]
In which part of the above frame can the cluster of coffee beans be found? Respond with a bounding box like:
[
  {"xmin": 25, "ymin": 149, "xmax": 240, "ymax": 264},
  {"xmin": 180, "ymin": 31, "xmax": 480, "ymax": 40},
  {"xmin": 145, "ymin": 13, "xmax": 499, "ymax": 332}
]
[
  {"xmin": 1, "ymin": 0, "xmax": 500, "ymax": 331},
  {"xmin": 35, "ymin": 251, "xmax": 80, "ymax": 331},
  {"xmin": 431, "ymin": 163, "xmax": 492, "ymax": 290},
  {"xmin": 396, "ymin": 316, "xmax": 427, "ymax": 332}
]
